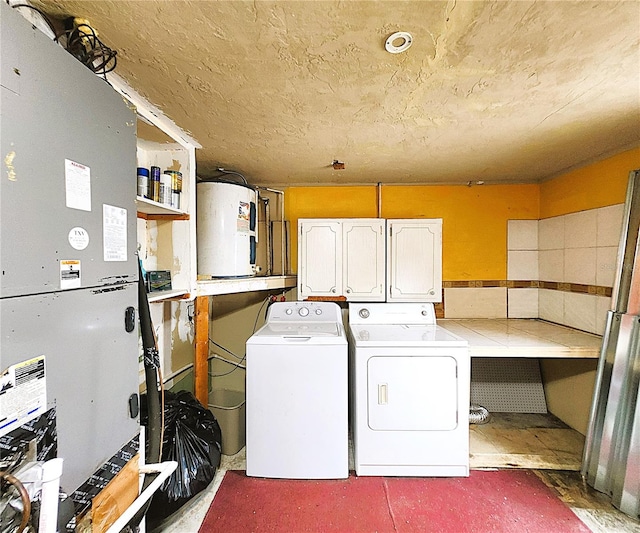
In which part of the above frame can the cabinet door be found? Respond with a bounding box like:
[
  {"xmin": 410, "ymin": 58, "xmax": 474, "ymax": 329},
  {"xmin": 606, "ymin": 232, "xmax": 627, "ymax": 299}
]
[
  {"xmin": 388, "ymin": 219, "xmax": 442, "ymax": 302},
  {"xmin": 343, "ymin": 220, "xmax": 385, "ymax": 301},
  {"xmin": 298, "ymin": 220, "xmax": 342, "ymax": 298}
]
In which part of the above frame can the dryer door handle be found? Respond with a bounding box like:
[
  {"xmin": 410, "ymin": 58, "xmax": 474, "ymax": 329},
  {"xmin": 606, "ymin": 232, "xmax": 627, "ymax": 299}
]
[
  {"xmin": 378, "ymin": 383, "xmax": 388, "ymax": 405},
  {"xmin": 282, "ymin": 336, "xmax": 311, "ymax": 342}
]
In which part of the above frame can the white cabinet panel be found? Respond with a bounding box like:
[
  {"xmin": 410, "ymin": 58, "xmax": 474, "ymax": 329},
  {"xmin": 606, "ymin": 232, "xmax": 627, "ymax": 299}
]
[
  {"xmin": 343, "ymin": 220, "xmax": 385, "ymax": 300},
  {"xmin": 299, "ymin": 219, "xmax": 385, "ymax": 301},
  {"xmin": 367, "ymin": 356, "xmax": 458, "ymax": 430},
  {"xmin": 388, "ymin": 219, "xmax": 442, "ymax": 302},
  {"xmin": 299, "ymin": 218, "xmax": 442, "ymax": 302},
  {"xmin": 299, "ymin": 221, "xmax": 342, "ymax": 297}
]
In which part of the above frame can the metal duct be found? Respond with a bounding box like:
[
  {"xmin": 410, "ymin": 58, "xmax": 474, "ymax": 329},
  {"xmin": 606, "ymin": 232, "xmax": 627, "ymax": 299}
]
[{"xmin": 582, "ymin": 169, "xmax": 640, "ymax": 519}]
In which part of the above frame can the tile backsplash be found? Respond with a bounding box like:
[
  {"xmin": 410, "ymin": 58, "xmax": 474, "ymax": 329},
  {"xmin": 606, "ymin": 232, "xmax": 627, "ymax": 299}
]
[
  {"xmin": 443, "ymin": 204, "xmax": 623, "ymax": 334},
  {"xmin": 444, "ymin": 287, "xmax": 507, "ymax": 318},
  {"xmin": 505, "ymin": 204, "xmax": 624, "ymax": 335},
  {"xmin": 507, "ymin": 220, "xmax": 538, "ymax": 251}
]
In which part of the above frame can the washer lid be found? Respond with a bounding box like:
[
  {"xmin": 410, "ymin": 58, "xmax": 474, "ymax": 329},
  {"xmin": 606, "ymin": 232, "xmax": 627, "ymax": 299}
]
[
  {"xmin": 248, "ymin": 321, "xmax": 347, "ymax": 344},
  {"xmin": 349, "ymin": 324, "xmax": 467, "ymax": 347}
]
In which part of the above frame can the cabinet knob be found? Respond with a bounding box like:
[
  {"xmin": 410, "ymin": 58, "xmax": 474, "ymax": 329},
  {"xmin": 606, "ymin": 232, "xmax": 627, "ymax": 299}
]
[
  {"xmin": 429, "ymin": 290, "xmax": 435, "ymax": 295},
  {"xmin": 346, "ymin": 289, "xmax": 351, "ymax": 293},
  {"xmin": 331, "ymin": 288, "xmax": 336, "ymax": 293}
]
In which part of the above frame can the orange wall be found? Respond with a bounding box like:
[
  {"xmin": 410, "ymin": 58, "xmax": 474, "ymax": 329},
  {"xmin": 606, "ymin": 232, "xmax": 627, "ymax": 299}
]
[
  {"xmin": 284, "ymin": 147, "xmax": 640, "ymax": 280},
  {"xmin": 285, "ymin": 184, "xmax": 539, "ymax": 280},
  {"xmin": 381, "ymin": 185, "xmax": 539, "ymax": 280},
  {"xmin": 539, "ymin": 147, "xmax": 640, "ymax": 218}
]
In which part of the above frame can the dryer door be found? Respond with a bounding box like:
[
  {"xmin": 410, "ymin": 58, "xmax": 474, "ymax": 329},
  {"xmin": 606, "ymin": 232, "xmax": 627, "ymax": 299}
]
[{"xmin": 367, "ymin": 356, "xmax": 458, "ymax": 430}]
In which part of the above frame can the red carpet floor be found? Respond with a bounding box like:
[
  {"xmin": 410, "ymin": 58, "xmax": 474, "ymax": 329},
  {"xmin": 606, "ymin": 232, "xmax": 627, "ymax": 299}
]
[{"xmin": 199, "ymin": 470, "xmax": 591, "ymax": 532}]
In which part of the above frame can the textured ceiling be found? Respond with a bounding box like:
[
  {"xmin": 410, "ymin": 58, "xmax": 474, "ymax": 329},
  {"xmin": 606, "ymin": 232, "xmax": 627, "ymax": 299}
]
[{"xmin": 32, "ymin": 0, "xmax": 640, "ymax": 187}]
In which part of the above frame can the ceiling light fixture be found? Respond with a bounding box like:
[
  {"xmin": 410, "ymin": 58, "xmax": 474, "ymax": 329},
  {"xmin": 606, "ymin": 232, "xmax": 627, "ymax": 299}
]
[
  {"xmin": 332, "ymin": 160, "xmax": 345, "ymax": 170},
  {"xmin": 385, "ymin": 31, "xmax": 413, "ymax": 54}
]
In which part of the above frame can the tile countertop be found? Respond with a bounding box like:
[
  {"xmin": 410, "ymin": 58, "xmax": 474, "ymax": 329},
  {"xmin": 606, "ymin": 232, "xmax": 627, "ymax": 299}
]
[{"xmin": 437, "ymin": 319, "xmax": 602, "ymax": 359}]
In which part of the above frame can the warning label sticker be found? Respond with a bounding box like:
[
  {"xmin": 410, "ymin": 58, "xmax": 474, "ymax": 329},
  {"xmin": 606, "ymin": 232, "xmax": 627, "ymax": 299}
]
[
  {"xmin": 60, "ymin": 259, "xmax": 81, "ymax": 289},
  {"xmin": 237, "ymin": 201, "xmax": 250, "ymax": 233},
  {"xmin": 0, "ymin": 356, "xmax": 47, "ymax": 438}
]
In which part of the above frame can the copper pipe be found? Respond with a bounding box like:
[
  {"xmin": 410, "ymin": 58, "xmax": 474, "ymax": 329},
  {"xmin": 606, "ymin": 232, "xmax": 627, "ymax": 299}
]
[{"xmin": 0, "ymin": 470, "xmax": 31, "ymax": 532}]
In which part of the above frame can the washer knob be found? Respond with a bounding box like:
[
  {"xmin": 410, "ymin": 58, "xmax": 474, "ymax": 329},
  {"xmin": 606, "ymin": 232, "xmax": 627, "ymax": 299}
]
[
  {"xmin": 315, "ymin": 309, "xmax": 322, "ymax": 315},
  {"xmin": 298, "ymin": 307, "xmax": 310, "ymax": 317},
  {"xmin": 285, "ymin": 308, "xmax": 293, "ymax": 315},
  {"xmin": 358, "ymin": 308, "xmax": 370, "ymax": 319}
]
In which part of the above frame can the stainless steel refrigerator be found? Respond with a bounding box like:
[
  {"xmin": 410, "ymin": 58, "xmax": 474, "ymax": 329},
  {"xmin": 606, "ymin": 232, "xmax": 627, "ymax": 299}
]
[{"xmin": 1, "ymin": 2, "xmax": 140, "ymax": 495}]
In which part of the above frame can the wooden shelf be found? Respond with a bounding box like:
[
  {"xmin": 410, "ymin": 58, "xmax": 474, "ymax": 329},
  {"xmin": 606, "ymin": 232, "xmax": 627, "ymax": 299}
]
[
  {"xmin": 197, "ymin": 275, "xmax": 297, "ymax": 297},
  {"xmin": 147, "ymin": 289, "xmax": 190, "ymax": 303},
  {"xmin": 136, "ymin": 196, "xmax": 189, "ymax": 219}
]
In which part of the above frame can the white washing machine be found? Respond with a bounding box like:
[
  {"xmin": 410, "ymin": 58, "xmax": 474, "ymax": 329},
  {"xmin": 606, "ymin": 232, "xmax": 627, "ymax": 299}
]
[
  {"xmin": 348, "ymin": 302, "xmax": 470, "ymax": 477},
  {"xmin": 246, "ymin": 301, "xmax": 348, "ymax": 479}
]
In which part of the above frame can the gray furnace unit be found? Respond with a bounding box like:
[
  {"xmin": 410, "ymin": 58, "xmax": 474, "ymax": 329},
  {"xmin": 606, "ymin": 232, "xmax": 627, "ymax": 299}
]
[{"xmin": 0, "ymin": 2, "xmax": 140, "ymax": 494}]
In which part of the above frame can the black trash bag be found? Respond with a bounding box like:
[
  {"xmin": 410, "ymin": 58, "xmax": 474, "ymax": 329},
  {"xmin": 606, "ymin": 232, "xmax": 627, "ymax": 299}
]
[{"xmin": 140, "ymin": 390, "xmax": 222, "ymax": 526}]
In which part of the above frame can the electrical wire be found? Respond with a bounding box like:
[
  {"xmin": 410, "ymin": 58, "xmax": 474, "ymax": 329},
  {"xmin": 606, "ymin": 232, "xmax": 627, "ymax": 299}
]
[
  {"xmin": 157, "ymin": 365, "xmax": 165, "ymax": 459},
  {"xmin": 62, "ymin": 21, "xmax": 117, "ymax": 79},
  {"xmin": 207, "ymin": 295, "xmax": 271, "ymax": 378},
  {"xmin": 209, "ymin": 353, "xmax": 246, "ymax": 370},
  {"xmin": 208, "ymin": 340, "xmax": 246, "ymax": 378},
  {"xmin": 9, "ymin": 2, "xmax": 59, "ymax": 41},
  {"xmin": 215, "ymin": 168, "xmax": 248, "ymax": 185},
  {"xmin": 0, "ymin": 470, "xmax": 31, "ymax": 533},
  {"xmin": 10, "ymin": 3, "xmax": 118, "ymax": 81}
]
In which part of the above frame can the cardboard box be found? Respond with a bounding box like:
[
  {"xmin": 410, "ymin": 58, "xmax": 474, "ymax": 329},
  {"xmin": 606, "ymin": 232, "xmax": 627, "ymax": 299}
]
[{"xmin": 91, "ymin": 455, "xmax": 139, "ymax": 533}]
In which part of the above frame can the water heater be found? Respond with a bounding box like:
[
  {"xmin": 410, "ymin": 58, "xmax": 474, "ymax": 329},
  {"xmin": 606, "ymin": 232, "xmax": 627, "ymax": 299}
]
[{"xmin": 197, "ymin": 180, "xmax": 257, "ymax": 277}]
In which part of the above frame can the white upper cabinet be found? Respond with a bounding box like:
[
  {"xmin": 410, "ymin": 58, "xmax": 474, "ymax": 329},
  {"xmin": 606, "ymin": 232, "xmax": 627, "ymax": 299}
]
[
  {"xmin": 299, "ymin": 220, "xmax": 342, "ymax": 298},
  {"xmin": 387, "ymin": 219, "xmax": 442, "ymax": 302},
  {"xmin": 298, "ymin": 219, "xmax": 385, "ymax": 301},
  {"xmin": 343, "ymin": 220, "xmax": 386, "ymax": 300}
]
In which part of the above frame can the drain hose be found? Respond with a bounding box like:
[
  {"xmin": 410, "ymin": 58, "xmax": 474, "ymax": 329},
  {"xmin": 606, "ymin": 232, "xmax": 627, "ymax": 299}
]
[{"xmin": 470, "ymin": 404, "xmax": 491, "ymax": 424}]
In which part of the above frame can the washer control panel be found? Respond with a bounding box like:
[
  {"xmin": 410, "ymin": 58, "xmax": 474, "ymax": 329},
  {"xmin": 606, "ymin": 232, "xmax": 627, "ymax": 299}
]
[{"xmin": 266, "ymin": 301, "xmax": 342, "ymax": 322}]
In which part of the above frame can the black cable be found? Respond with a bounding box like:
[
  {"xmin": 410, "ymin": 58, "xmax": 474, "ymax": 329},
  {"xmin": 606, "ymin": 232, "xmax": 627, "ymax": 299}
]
[
  {"xmin": 209, "ymin": 338, "xmax": 244, "ymax": 360},
  {"xmin": 208, "ymin": 339, "xmax": 246, "ymax": 378},
  {"xmin": 63, "ymin": 22, "xmax": 117, "ymax": 79},
  {"xmin": 208, "ymin": 296, "xmax": 270, "ymax": 377},
  {"xmin": 253, "ymin": 296, "xmax": 270, "ymax": 333},
  {"xmin": 10, "ymin": 2, "xmax": 59, "ymax": 41},
  {"xmin": 10, "ymin": 3, "xmax": 118, "ymax": 80}
]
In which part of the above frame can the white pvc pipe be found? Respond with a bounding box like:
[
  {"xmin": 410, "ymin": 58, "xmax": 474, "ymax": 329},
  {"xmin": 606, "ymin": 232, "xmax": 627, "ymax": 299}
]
[
  {"xmin": 105, "ymin": 461, "xmax": 178, "ymax": 533},
  {"xmin": 38, "ymin": 458, "xmax": 64, "ymax": 533},
  {"xmin": 257, "ymin": 187, "xmax": 286, "ymax": 275}
]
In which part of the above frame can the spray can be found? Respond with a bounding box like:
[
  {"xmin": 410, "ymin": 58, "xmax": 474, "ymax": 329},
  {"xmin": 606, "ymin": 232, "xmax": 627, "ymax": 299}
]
[
  {"xmin": 164, "ymin": 170, "xmax": 182, "ymax": 209},
  {"xmin": 159, "ymin": 172, "xmax": 172, "ymax": 205},
  {"xmin": 150, "ymin": 166, "xmax": 161, "ymax": 202},
  {"xmin": 137, "ymin": 167, "xmax": 149, "ymax": 198}
]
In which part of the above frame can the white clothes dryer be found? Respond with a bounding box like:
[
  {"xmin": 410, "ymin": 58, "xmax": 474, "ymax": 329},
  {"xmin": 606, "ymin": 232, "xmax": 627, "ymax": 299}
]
[
  {"xmin": 348, "ymin": 302, "xmax": 470, "ymax": 477},
  {"xmin": 246, "ymin": 301, "xmax": 348, "ymax": 479}
]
